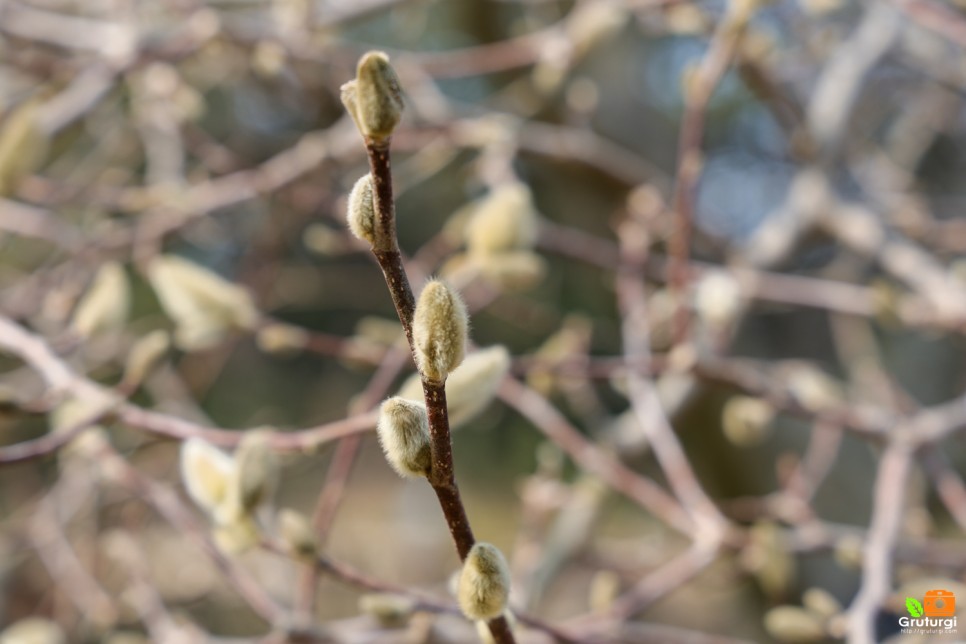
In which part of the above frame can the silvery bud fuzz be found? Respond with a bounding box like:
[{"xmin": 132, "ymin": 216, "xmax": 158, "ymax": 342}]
[
  {"xmin": 346, "ymin": 173, "xmax": 376, "ymax": 245},
  {"xmin": 341, "ymin": 51, "xmax": 404, "ymax": 144},
  {"xmin": 412, "ymin": 280, "xmax": 468, "ymax": 383},
  {"xmin": 377, "ymin": 397, "xmax": 432, "ymax": 478},
  {"xmin": 457, "ymin": 542, "xmax": 512, "ymax": 621}
]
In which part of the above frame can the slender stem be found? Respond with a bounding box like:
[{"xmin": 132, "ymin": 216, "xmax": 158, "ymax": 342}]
[{"xmin": 363, "ymin": 139, "xmax": 516, "ymax": 643}]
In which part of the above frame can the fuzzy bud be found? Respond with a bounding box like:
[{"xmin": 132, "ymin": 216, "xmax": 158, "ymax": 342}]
[
  {"xmin": 465, "ymin": 182, "xmax": 539, "ymax": 257},
  {"xmin": 833, "ymin": 534, "xmax": 864, "ymax": 570},
  {"xmin": 359, "ymin": 593, "xmax": 416, "ymax": 628},
  {"xmin": 0, "ymin": 97, "xmax": 49, "ymax": 197},
  {"xmin": 412, "ymin": 280, "xmax": 468, "ymax": 382},
  {"xmin": 256, "ymin": 323, "xmax": 309, "ymax": 355},
  {"xmin": 148, "ymin": 255, "xmax": 258, "ymax": 351},
  {"xmin": 346, "ymin": 173, "xmax": 376, "ymax": 245},
  {"xmin": 457, "ymin": 542, "xmax": 511, "ymax": 621},
  {"xmin": 71, "ymin": 262, "xmax": 130, "ymax": 337},
  {"xmin": 219, "ymin": 431, "xmax": 278, "ymax": 523},
  {"xmin": 180, "ymin": 437, "xmax": 234, "ymax": 516},
  {"xmin": 122, "ymin": 330, "xmax": 170, "ymax": 388},
  {"xmin": 278, "ymin": 508, "xmax": 318, "ymax": 560},
  {"xmin": 722, "ymin": 396, "xmax": 774, "ymax": 447},
  {"xmin": 477, "ymin": 251, "xmax": 547, "ymax": 292},
  {"xmin": 801, "ymin": 587, "xmax": 842, "ymax": 621},
  {"xmin": 0, "ymin": 617, "xmax": 65, "ymax": 644},
  {"xmin": 213, "ymin": 514, "xmax": 261, "ymax": 553},
  {"xmin": 763, "ymin": 606, "xmax": 826, "ymax": 643},
  {"xmin": 377, "ymin": 397, "xmax": 431, "ymax": 478},
  {"xmin": 341, "ymin": 51, "xmax": 404, "ymax": 143},
  {"xmin": 398, "ymin": 345, "xmax": 510, "ymax": 428}
]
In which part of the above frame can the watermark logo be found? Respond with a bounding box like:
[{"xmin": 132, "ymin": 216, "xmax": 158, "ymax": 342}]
[{"xmin": 900, "ymin": 589, "xmax": 958, "ymax": 635}]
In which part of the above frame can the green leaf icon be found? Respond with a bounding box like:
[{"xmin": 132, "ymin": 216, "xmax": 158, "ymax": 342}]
[{"xmin": 906, "ymin": 597, "xmax": 924, "ymax": 617}]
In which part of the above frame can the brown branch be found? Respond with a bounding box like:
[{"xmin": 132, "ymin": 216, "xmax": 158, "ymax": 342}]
[
  {"xmin": 360, "ymin": 138, "xmax": 514, "ymax": 642},
  {"xmin": 499, "ymin": 377, "xmax": 692, "ymax": 535},
  {"xmin": 668, "ymin": 4, "xmax": 747, "ymax": 341}
]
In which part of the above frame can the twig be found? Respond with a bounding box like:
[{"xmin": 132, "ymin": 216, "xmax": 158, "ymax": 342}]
[
  {"xmin": 846, "ymin": 439, "xmax": 914, "ymax": 643},
  {"xmin": 667, "ymin": 1, "xmax": 748, "ymax": 341},
  {"xmin": 616, "ymin": 217, "xmax": 728, "ymax": 539},
  {"xmin": 499, "ymin": 377, "xmax": 692, "ymax": 534},
  {"xmin": 360, "ymin": 128, "xmax": 514, "ymax": 641}
]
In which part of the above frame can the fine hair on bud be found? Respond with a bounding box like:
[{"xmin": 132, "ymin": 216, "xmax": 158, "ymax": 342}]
[
  {"xmin": 180, "ymin": 438, "xmax": 234, "ymax": 516},
  {"xmin": 412, "ymin": 279, "xmax": 468, "ymax": 382},
  {"xmin": 377, "ymin": 397, "xmax": 431, "ymax": 478},
  {"xmin": 346, "ymin": 173, "xmax": 376, "ymax": 245},
  {"xmin": 457, "ymin": 542, "xmax": 511, "ymax": 621},
  {"xmin": 464, "ymin": 182, "xmax": 538, "ymax": 257},
  {"xmin": 341, "ymin": 51, "xmax": 404, "ymax": 143}
]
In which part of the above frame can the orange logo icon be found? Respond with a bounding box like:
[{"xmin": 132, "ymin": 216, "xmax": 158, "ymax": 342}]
[{"xmin": 924, "ymin": 589, "xmax": 956, "ymax": 617}]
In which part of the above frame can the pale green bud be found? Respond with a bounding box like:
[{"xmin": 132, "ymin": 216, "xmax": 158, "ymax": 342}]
[
  {"xmin": 213, "ymin": 514, "xmax": 261, "ymax": 553},
  {"xmin": 722, "ymin": 396, "xmax": 774, "ymax": 447},
  {"xmin": 802, "ymin": 587, "xmax": 842, "ymax": 621},
  {"xmin": 457, "ymin": 542, "xmax": 511, "ymax": 621},
  {"xmin": 0, "ymin": 617, "xmax": 65, "ymax": 644},
  {"xmin": 464, "ymin": 182, "xmax": 538, "ymax": 257},
  {"xmin": 359, "ymin": 593, "xmax": 416, "ymax": 628},
  {"xmin": 278, "ymin": 508, "xmax": 318, "ymax": 561},
  {"xmin": 346, "ymin": 173, "xmax": 376, "ymax": 245},
  {"xmin": 0, "ymin": 97, "xmax": 49, "ymax": 197},
  {"xmin": 341, "ymin": 51, "xmax": 404, "ymax": 144},
  {"xmin": 256, "ymin": 322, "xmax": 309, "ymax": 355},
  {"xmin": 148, "ymin": 255, "xmax": 258, "ymax": 351},
  {"xmin": 412, "ymin": 280, "xmax": 468, "ymax": 382},
  {"xmin": 397, "ymin": 345, "xmax": 510, "ymax": 429},
  {"xmin": 219, "ymin": 431, "xmax": 278, "ymax": 523},
  {"xmin": 71, "ymin": 262, "xmax": 130, "ymax": 337},
  {"xmin": 180, "ymin": 437, "xmax": 234, "ymax": 517},
  {"xmin": 763, "ymin": 606, "xmax": 826, "ymax": 643},
  {"xmin": 377, "ymin": 397, "xmax": 431, "ymax": 478},
  {"xmin": 122, "ymin": 330, "xmax": 170, "ymax": 387}
]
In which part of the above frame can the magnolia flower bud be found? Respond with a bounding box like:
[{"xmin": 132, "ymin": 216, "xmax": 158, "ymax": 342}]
[
  {"xmin": 397, "ymin": 345, "xmax": 511, "ymax": 429},
  {"xmin": 180, "ymin": 437, "xmax": 234, "ymax": 516},
  {"xmin": 802, "ymin": 587, "xmax": 842, "ymax": 621},
  {"xmin": 219, "ymin": 431, "xmax": 278, "ymax": 523},
  {"xmin": 412, "ymin": 280, "xmax": 468, "ymax": 382},
  {"xmin": 0, "ymin": 617, "xmax": 65, "ymax": 644},
  {"xmin": 346, "ymin": 173, "xmax": 376, "ymax": 245},
  {"xmin": 341, "ymin": 51, "xmax": 404, "ymax": 144},
  {"xmin": 213, "ymin": 514, "xmax": 261, "ymax": 553},
  {"xmin": 763, "ymin": 606, "xmax": 826, "ymax": 643},
  {"xmin": 464, "ymin": 182, "xmax": 539, "ymax": 257},
  {"xmin": 0, "ymin": 96, "xmax": 49, "ymax": 197},
  {"xmin": 122, "ymin": 330, "xmax": 170, "ymax": 387},
  {"xmin": 440, "ymin": 345, "xmax": 510, "ymax": 427},
  {"xmin": 457, "ymin": 542, "xmax": 511, "ymax": 621},
  {"xmin": 278, "ymin": 508, "xmax": 318, "ymax": 560},
  {"xmin": 377, "ymin": 397, "xmax": 432, "ymax": 478},
  {"xmin": 256, "ymin": 322, "xmax": 309, "ymax": 355},
  {"xmin": 71, "ymin": 262, "xmax": 130, "ymax": 337},
  {"xmin": 359, "ymin": 593, "xmax": 416, "ymax": 628},
  {"xmin": 148, "ymin": 255, "xmax": 258, "ymax": 351},
  {"xmin": 477, "ymin": 251, "xmax": 547, "ymax": 292},
  {"xmin": 722, "ymin": 396, "xmax": 774, "ymax": 447}
]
